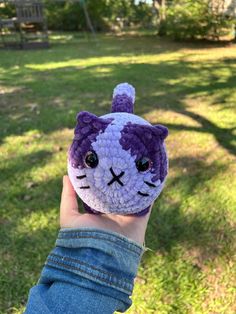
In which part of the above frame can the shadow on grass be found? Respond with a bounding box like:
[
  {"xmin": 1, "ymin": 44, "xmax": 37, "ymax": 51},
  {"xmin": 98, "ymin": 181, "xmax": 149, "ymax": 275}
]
[
  {"xmin": 163, "ymin": 109, "xmax": 236, "ymax": 156},
  {"xmin": 0, "ymin": 34, "xmax": 232, "ymax": 69},
  {"xmin": 1, "ymin": 56, "xmax": 236, "ymax": 155},
  {"xmin": 0, "ymin": 150, "xmax": 52, "ymax": 179},
  {"xmin": 0, "ymin": 217, "xmax": 58, "ymax": 310},
  {"xmin": 0, "ymin": 171, "xmax": 69, "ymax": 310},
  {"xmin": 145, "ymin": 155, "xmax": 235, "ymax": 264}
]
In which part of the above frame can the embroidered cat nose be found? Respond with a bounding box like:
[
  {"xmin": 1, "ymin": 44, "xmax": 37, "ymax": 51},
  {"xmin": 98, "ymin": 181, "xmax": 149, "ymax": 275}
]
[{"xmin": 107, "ymin": 167, "xmax": 124, "ymax": 186}]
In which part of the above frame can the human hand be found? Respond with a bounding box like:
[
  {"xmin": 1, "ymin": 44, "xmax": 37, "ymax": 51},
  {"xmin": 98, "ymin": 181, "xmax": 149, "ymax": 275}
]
[{"xmin": 60, "ymin": 176, "xmax": 152, "ymax": 245}]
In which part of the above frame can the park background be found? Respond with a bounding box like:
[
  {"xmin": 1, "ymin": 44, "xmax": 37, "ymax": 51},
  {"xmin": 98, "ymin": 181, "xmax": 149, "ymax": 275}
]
[{"xmin": 0, "ymin": 1, "xmax": 236, "ymax": 313}]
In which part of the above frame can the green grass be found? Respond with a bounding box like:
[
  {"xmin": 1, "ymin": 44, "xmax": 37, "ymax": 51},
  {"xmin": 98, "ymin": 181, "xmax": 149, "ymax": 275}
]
[{"xmin": 0, "ymin": 32, "xmax": 236, "ymax": 314}]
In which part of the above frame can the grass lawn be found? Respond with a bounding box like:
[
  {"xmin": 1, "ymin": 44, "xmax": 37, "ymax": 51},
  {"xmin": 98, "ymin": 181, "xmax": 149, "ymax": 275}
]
[{"xmin": 0, "ymin": 33, "xmax": 236, "ymax": 314}]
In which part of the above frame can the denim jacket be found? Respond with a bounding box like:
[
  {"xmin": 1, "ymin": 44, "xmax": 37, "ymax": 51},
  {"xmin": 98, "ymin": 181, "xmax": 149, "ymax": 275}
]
[{"xmin": 24, "ymin": 228, "xmax": 144, "ymax": 314}]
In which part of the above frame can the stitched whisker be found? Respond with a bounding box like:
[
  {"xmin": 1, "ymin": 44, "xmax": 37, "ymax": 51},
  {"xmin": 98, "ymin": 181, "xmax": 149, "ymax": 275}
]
[
  {"xmin": 144, "ymin": 181, "xmax": 156, "ymax": 188},
  {"xmin": 76, "ymin": 175, "xmax": 86, "ymax": 179},
  {"xmin": 80, "ymin": 186, "xmax": 90, "ymax": 189},
  {"xmin": 138, "ymin": 191, "xmax": 149, "ymax": 197}
]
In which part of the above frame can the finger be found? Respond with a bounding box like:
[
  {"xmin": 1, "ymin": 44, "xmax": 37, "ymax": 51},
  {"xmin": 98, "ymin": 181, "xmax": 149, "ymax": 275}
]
[
  {"xmin": 60, "ymin": 176, "xmax": 80, "ymax": 219},
  {"xmin": 143, "ymin": 202, "xmax": 153, "ymax": 221}
]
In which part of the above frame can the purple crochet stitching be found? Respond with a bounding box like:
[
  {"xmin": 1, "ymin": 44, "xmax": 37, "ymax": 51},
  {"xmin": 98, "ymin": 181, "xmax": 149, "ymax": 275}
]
[
  {"xmin": 69, "ymin": 111, "xmax": 112, "ymax": 168},
  {"xmin": 111, "ymin": 95, "xmax": 134, "ymax": 113},
  {"xmin": 120, "ymin": 122, "xmax": 168, "ymax": 182}
]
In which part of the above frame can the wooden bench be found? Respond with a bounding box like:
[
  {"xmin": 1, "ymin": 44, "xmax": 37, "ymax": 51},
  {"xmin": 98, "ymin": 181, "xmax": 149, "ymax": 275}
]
[{"xmin": 0, "ymin": 0, "xmax": 49, "ymax": 49}]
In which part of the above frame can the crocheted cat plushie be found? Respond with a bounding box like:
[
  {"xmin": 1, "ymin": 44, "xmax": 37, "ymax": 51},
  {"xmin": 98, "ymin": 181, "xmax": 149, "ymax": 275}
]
[{"xmin": 68, "ymin": 83, "xmax": 168, "ymax": 216}]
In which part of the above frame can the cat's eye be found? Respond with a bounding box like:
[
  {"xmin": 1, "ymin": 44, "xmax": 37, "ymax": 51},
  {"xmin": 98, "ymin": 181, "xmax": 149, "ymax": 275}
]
[
  {"xmin": 84, "ymin": 151, "xmax": 98, "ymax": 168},
  {"xmin": 136, "ymin": 157, "xmax": 152, "ymax": 172}
]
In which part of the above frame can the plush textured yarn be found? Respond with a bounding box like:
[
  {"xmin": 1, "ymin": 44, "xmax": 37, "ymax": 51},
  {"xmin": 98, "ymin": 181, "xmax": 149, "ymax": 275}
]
[
  {"xmin": 68, "ymin": 83, "xmax": 168, "ymax": 216},
  {"xmin": 120, "ymin": 123, "xmax": 168, "ymax": 182},
  {"xmin": 69, "ymin": 112, "xmax": 112, "ymax": 169},
  {"xmin": 112, "ymin": 95, "xmax": 134, "ymax": 113}
]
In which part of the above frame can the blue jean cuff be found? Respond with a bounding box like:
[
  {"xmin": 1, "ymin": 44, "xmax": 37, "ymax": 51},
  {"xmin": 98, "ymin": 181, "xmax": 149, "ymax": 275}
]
[{"xmin": 45, "ymin": 228, "xmax": 144, "ymax": 296}]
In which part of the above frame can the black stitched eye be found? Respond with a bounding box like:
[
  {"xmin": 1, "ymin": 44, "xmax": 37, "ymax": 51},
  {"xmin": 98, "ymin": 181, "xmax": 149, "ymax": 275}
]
[
  {"xmin": 84, "ymin": 151, "xmax": 98, "ymax": 168},
  {"xmin": 136, "ymin": 157, "xmax": 152, "ymax": 172}
]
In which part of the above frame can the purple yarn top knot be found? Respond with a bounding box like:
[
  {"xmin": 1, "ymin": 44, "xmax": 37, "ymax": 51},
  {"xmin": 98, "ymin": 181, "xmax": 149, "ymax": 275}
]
[
  {"xmin": 111, "ymin": 95, "xmax": 134, "ymax": 113},
  {"xmin": 111, "ymin": 82, "xmax": 135, "ymax": 113}
]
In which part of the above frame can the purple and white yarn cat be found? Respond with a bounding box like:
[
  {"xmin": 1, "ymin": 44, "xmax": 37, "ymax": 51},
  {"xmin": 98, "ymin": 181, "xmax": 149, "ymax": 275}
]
[{"xmin": 68, "ymin": 83, "xmax": 168, "ymax": 216}]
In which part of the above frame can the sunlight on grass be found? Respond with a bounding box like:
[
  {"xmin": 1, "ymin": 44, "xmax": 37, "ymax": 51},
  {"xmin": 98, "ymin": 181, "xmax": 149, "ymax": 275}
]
[
  {"xmin": 127, "ymin": 250, "xmax": 206, "ymax": 314},
  {"xmin": 50, "ymin": 34, "xmax": 74, "ymax": 41},
  {"xmin": 17, "ymin": 209, "xmax": 58, "ymax": 233},
  {"xmin": 23, "ymin": 46, "xmax": 236, "ymax": 72},
  {"xmin": 9, "ymin": 306, "xmax": 25, "ymax": 314},
  {"xmin": 30, "ymin": 150, "xmax": 66, "ymax": 182},
  {"xmin": 144, "ymin": 109, "xmax": 202, "ymax": 127},
  {"xmin": 24, "ymin": 53, "xmax": 181, "ymax": 70},
  {"xmin": 1, "ymin": 130, "xmax": 46, "ymax": 159},
  {"xmin": 183, "ymin": 47, "xmax": 236, "ymax": 62}
]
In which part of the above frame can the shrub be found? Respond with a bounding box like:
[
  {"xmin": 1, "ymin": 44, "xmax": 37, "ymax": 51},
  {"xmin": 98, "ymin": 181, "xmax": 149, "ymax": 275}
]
[{"xmin": 163, "ymin": 0, "xmax": 233, "ymax": 40}]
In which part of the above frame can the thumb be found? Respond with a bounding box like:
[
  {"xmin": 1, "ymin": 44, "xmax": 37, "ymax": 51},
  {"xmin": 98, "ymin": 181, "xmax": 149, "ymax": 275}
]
[{"xmin": 60, "ymin": 175, "xmax": 80, "ymax": 225}]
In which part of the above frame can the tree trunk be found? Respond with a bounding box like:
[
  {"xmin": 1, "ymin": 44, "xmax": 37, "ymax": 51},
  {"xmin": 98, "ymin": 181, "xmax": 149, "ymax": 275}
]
[
  {"xmin": 154, "ymin": 0, "xmax": 166, "ymax": 36},
  {"xmin": 81, "ymin": 0, "xmax": 96, "ymax": 37}
]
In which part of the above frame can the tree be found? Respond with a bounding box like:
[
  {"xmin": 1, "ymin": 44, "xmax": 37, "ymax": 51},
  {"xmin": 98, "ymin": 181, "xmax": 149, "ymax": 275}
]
[{"xmin": 153, "ymin": 0, "xmax": 167, "ymax": 36}]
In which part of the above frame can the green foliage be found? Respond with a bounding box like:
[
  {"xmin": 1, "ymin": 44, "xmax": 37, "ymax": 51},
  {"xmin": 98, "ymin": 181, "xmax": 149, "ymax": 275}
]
[
  {"xmin": 0, "ymin": 0, "xmax": 233, "ymax": 39},
  {"xmin": 164, "ymin": 0, "xmax": 233, "ymax": 40},
  {"xmin": 133, "ymin": 1, "xmax": 153, "ymax": 27},
  {"xmin": 44, "ymin": 0, "xmax": 152, "ymax": 31},
  {"xmin": 0, "ymin": 33, "xmax": 236, "ymax": 313},
  {"xmin": 0, "ymin": 0, "xmax": 152, "ymax": 32},
  {"xmin": 0, "ymin": 3, "xmax": 15, "ymax": 19},
  {"xmin": 44, "ymin": 1, "xmax": 85, "ymax": 31}
]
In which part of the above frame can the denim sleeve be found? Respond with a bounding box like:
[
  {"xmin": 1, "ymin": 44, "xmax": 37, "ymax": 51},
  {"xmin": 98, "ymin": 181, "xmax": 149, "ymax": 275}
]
[{"xmin": 24, "ymin": 228, "xmax": 144, "ymax": 314}]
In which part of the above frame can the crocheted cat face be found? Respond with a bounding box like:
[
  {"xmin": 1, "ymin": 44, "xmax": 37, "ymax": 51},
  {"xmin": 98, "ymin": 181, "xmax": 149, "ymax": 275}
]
[{"xmin": 68, "ymin": 83, "xmax": 168, "ymax": 216}]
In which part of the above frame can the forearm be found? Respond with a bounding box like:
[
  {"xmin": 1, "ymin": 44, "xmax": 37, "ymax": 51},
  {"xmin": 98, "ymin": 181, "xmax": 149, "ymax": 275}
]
[{"xmin": 25, "ymin": 228, "xmax": 144, "ymax": 314}]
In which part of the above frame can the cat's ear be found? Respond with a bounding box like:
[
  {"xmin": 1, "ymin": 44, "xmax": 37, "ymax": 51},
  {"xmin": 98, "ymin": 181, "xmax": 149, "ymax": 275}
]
[
  {"xmin": 154, "ymin": 124, "xmax": 168, "ymax": 141},
  {"xmin": 76, "ymin": 111, "xmax": 104, "ymax": 129},
  {"xmin": 75, "ymin": 111, "xmax": 112, "ymax": 137},
  {"xmin": 76, "ymin": 111, "xmax": 97, "ymax": 125}
]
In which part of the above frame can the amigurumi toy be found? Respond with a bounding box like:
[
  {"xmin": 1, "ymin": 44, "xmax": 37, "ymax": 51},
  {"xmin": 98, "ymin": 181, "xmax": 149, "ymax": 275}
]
[{"xmin": 68, "ymin": 83, "xmax": 168, "ymax": 216}]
